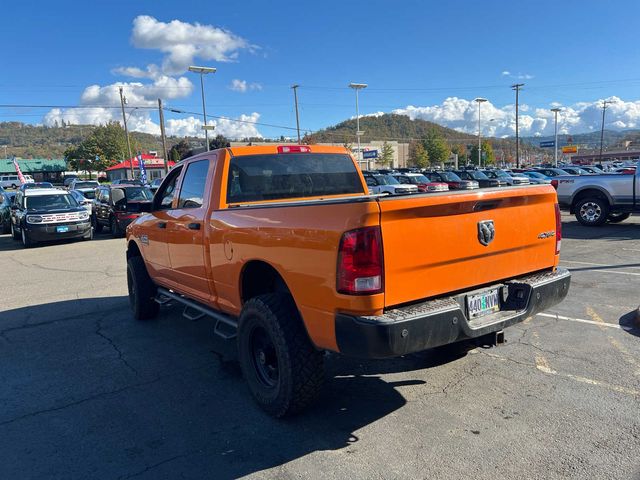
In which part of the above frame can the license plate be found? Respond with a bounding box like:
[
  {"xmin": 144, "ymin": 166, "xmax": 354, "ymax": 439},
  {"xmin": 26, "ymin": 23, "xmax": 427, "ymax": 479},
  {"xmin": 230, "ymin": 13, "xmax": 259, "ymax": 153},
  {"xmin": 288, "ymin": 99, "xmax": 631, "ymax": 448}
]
[
  {"xmin": 56, "ymin": 226, "xmax": 69, "ymax": 233},
  {"xmin": 466, "ymin": 288, "xmax": 500, "ymax": 319}
]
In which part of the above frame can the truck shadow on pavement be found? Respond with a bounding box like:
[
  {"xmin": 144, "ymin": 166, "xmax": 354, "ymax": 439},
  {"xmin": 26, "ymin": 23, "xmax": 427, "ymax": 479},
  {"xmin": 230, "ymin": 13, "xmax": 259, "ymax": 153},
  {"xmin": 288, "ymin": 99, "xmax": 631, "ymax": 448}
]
[
  {"xmin": 561, "ymin": 218, "xmax": 639, "ymax": 241},
  {"xmin": 619, "ymin": 310, "xmax": 640, "ymax": 338},
  {"xmin": 0, "ymin": 296, "xmax": 473, "ymax": 480}
]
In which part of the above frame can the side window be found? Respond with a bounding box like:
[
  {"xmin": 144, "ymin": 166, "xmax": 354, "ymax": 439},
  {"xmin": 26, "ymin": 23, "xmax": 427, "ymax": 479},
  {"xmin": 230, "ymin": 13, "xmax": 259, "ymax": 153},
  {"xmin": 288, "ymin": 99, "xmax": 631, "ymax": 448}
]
[
  {"xmin": 155, "ymin": 165, "xmax": 183, "ymax": 210},
  {"xmin": 177, "ymin": 160, "xmax": 209, "ymax": 209},
  {"xmin": 102, "ymin": 189, "xmax": 111, "ymax": 204},
  {"xmin": 365, "ymin": 177, "xmax": 376, "ymax": 187},
  {"xmin": 398, "ymin": 177, "xmax": 409, "ymax": 184}
]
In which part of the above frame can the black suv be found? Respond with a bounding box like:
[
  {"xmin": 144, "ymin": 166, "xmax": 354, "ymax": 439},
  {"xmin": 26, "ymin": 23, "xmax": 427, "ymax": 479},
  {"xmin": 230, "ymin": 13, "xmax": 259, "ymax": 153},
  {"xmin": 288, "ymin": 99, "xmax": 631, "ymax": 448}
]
[
  {"xmin": 454, "ymin": 170, "xmax": 500, "ymax": 188},
  {"xmin": 10, "ymin": 188, "xmax": 92, "ymax": 247},
  {"xmin": 93, "ymin": 184, "xmax": 153, "ymax": 237}
]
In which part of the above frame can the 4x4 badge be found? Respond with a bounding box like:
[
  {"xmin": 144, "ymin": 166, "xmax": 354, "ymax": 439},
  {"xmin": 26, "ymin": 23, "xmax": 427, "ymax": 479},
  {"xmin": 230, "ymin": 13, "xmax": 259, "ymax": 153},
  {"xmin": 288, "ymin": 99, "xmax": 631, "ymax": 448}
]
[{"xmin": 478, "ymin": 220, "xmax": 495, "ymax": 246}]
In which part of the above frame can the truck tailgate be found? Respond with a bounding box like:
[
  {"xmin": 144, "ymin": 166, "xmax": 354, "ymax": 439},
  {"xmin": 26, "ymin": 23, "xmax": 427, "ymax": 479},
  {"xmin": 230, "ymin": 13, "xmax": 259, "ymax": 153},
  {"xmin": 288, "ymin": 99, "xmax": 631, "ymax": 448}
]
[{"xmin": 378, "ymin": 186, "xmax": 559, "ymax": 308}]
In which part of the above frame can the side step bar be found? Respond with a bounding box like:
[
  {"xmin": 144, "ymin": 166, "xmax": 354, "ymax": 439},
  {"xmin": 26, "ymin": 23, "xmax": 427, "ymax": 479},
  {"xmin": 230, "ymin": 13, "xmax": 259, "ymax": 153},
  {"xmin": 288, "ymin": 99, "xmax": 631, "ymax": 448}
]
[{"xmin": 155, "ymin": 287, "xmax": 238, "ymax": 340}]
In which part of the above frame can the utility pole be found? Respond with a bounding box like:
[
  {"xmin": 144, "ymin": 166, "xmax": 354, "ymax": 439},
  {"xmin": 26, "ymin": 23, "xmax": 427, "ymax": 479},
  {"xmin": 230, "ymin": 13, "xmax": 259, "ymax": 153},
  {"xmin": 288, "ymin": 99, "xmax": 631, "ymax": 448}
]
[
  {"xmin": 599, "ymin": 100, "xmax": 613, "ymax": 161},
  {"xmin": 551, "ymin": 107, "xmax": 561, "ymax": 167},
  {"xmin": 188, "ymin": 66, "xmax": 217, "ymax": 152},
  {"xmin": 511, "ymin": 83, "xmax": 524, "ymax": 167},
  {"xmin": 474, "ymin": 98, "xmax": 487, "ymax": 167},
  {"xmin": 119, "ymin": 87, "xmax": 134, "ymax": 179},
  {"xmin": 158, "ymin": 99, "xmax": 169, "ymax": 175},
  {"xmin": 291, "ymin": 84, "xmax": 301, "ymax": 144},
  {"xmin": 349, "ymin": 83, "xmax": 368, "ymax": 169}
]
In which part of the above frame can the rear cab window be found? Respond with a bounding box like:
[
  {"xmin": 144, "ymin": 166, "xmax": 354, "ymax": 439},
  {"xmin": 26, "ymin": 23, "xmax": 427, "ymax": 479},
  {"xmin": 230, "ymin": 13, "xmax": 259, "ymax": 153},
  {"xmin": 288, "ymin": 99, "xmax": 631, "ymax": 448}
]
[{"xmin": 226, "ymin": 153, "xmax": 364, "ymax": 204}]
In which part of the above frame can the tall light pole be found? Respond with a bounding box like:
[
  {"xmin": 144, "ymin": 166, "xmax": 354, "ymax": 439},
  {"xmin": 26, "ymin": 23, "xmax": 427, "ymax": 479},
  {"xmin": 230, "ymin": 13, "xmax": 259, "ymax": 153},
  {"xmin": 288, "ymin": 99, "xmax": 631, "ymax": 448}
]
[
  {"xmin": 349, "ymin": 82, "xmax": 368, "ymax": 169},
  {"xmin": 188, "ymin": 66, "xmax": 217, "ymax": 151},
  {"xmin": 511, "ymin": 83, "xmax": 524, "ymax": 167},
  {"xmin": 551, "ymin": 107, "xmax": 561, "ymax": 167},
  {"xmin": 119, "ymin": 87, "xmax": 134, "ymax": 179},
  {"xmin": 599, "ymin": 100, "xmax": 613, "ymax": 161},
  {"xmin": 291, "ymin": 84, "xmax": 301, "ymax": 144},
  {"xmin": 474, "ymin": 98, "xmax": 487, "ymax": 167}
]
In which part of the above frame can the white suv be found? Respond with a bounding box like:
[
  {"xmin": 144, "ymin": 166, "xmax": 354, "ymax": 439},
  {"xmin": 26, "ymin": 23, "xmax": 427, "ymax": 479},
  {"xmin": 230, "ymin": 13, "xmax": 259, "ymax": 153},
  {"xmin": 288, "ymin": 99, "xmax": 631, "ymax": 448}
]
[{"xmin": 0, "ymin": 174, "xmax": 34, "ymax": 189}]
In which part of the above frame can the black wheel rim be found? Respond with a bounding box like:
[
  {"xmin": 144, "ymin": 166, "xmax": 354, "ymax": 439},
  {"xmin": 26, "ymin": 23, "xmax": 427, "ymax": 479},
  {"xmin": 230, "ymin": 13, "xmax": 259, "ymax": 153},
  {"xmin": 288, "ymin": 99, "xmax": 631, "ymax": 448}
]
[{"xmin": 249, "ymin": 325, "xmax": 279, "ymax": 388}]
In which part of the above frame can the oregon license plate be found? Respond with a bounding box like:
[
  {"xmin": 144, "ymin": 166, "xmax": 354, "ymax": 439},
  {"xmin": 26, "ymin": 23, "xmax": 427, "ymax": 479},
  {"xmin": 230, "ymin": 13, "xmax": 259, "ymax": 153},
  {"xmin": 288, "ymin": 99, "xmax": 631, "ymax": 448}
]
[
  {"xmin": 466, "ymin": 288, "xmax": 500, "ymax": 319},
  {"xmin": 56, "ymin": 226, "xmax": 69, "ymax": 233}
]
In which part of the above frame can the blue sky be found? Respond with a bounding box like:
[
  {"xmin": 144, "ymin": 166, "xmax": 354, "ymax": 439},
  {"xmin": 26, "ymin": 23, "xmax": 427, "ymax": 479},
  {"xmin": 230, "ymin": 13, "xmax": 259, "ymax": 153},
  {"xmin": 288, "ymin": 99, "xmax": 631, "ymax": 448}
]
[{"xmin": 3, "ymin": 0, "xmax": 640, "ymax": 139}]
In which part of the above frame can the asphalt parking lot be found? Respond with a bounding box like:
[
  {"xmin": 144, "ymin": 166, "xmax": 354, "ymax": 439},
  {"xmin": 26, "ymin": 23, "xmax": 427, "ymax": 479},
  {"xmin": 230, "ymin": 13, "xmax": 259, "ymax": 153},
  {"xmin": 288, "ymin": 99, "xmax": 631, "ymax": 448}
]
[{"xmin": 1, "ymin": 213, "xmax": 639, "ymax": 480}]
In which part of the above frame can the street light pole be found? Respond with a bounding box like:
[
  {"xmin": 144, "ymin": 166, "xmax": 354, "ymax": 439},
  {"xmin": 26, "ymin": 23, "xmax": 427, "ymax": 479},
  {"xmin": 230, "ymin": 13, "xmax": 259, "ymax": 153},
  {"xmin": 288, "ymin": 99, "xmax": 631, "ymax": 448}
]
[
  {"xmin": 551, "ymin": 107, "xmax": 561, "ymax": 167},
  {"xmin": 474, "ymin": 98, "xmax": 487, "ymax": 167},
  {"xmin": 291, "ymin": 84, "xmax": 301, "ymax": 144},
  {"xmin": 511, "ymin": 83, "xmax": 524, "ymax": 167},
  {"xmin": 599, "ymin": 100, "xmax": 613, "ymax": 161},
  {"xmin": 188, "ymin": 66, "xmax": 217, "ymax": 152},
  {"xmin": 158, "ymin": 99, "xmax": 169, "ymax": 175},
  {"xmin": 349, "ymin": 83, "xmax": 368, "ymax": 169},
  {"xmin": 119, "ymin": 87, "xmax": 134, "ymax": 179}
]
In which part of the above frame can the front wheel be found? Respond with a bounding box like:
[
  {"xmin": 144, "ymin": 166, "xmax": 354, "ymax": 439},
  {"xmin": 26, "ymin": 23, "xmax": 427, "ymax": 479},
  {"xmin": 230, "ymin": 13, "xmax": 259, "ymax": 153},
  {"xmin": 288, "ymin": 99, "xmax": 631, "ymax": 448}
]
[
  {"xmin": 110, "ymin": 217, "xmax": 122, "ymax": 238},
  {"xmin": 574, "ymin": 197, "xmax": 609, "ymax": 226},
  {"xmin": 21, "ymin": 227, "xmax": 34, "ymax": 248},
  {"xmin": 10, "ymin": 222, "xmax": 19, "ymax": 240},
  {"xmin": 607, "ymin": 212, "xmax": 631, "ymax": 224},
  {"xmin": 237, "ymin": 294, "xmax": 324, "ymax": 417},
  {"xmin": 126, "ymin": 256, "xmax": 159, "ymax": 320},
  {"xmin": 93, "ymin": 216, "xmax": 103, "ymax": 233}
]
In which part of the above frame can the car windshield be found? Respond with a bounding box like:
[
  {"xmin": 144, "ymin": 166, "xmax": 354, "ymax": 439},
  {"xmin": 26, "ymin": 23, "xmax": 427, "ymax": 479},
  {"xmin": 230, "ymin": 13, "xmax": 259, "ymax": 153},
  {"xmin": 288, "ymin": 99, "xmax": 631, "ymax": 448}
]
[
  {"xmin": 412, "ymin": 175, "xmax": 430, "ymax": 183},
  {"xmin": 439, "ymin": 171, "xmax": 462, "ymax": 182},
  {"xmin": 525, "ymin": 172, "xmax": 546, "ymax": 179},
  {"xmin": 492, "ymin": 170, "xmax": 510, "ymax": 178},
  {"xmin": 25, "ymin": 194, "xmax": 77, "ymax": 209},
  {"xmin": 115, "ymin": 187, "xmax": 154, "ymax": 202},
  {"xmin": 467, "ymin": 171, "xmax": 490, "ymax": 180},
  {"xmin": 79, "ymin": 190, "xmax": 96, "ymax": 199},
  {"xmin": 74, "ymin": 182, "xmax": 98, "ymax": 189},
  {"xmin": 380, "ymin": 175, "xmax": 400, "ymax": 185}
]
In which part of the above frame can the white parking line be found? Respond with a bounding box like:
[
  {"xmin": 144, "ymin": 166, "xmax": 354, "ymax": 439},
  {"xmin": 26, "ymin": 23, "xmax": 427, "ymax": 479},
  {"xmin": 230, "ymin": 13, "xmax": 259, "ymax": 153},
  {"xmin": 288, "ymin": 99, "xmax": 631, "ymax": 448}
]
[
  {"xmin": 561, "ymin": 260, "xmax": 640, "ymax": 270},
  {"xmin": 537, "ymin": 312, "xmax": 623, "ymax": 330}
]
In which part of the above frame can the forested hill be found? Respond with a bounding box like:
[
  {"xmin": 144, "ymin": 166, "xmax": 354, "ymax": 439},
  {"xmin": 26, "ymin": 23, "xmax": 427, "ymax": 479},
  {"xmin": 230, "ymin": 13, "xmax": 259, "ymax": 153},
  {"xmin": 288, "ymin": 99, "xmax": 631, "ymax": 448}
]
[{"xmin": 0, "ymin": 122, "xmax": 196, "ymax": 159}]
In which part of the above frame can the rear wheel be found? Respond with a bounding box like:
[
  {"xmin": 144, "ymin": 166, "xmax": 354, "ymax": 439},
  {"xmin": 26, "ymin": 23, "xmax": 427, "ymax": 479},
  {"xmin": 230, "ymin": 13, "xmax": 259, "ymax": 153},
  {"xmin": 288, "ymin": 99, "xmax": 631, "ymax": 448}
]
[
  {"xmin": 237, "ymin": 293, "xmax": 324, "ymax": 417},
  {"xmin": 126, "ymin": 256, "xmax": 159, "ymax": 320},
  {"xmin": 607, "ymin": 212, "xmax": 631, "ymax": 223},
  {"xmin": 574, "ymin": 197, "xmax": 609, "ymax": 226}
]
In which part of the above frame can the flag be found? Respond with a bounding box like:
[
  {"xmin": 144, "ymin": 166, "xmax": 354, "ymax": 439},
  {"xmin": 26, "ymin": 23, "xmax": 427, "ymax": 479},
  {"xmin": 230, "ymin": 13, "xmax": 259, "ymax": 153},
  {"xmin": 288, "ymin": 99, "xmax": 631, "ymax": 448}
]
[
  {"xmin": 12, "ymin": 157, "xmax": 26, "ymax": 184},
  {"xmin": 137, "ymin": 153, "xmax": 147, "ymax": 184}
]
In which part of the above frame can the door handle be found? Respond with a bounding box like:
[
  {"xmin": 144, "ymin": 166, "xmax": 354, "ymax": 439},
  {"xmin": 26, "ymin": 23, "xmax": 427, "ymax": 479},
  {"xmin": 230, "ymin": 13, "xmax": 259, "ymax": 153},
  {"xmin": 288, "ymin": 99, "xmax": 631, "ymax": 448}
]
[
  {"xmin": 157, "ymin": 221, "xmax": 167, "ymax": 229},
  {"xmin": 187, "ymin": 222, "xmax": 201, "ymax": 230}
]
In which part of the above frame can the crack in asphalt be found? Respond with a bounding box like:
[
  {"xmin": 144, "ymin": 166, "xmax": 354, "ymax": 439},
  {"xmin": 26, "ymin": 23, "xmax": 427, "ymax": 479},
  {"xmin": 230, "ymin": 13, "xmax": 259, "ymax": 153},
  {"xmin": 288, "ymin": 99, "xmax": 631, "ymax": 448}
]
[
  {"xmin": 7, "ymin": 255, "xmax": 123, "ymax": 278},
  {"xmin": 441, "ymin": 360, "xmax": 482, "ymax": 395},
  {"xmin": 95, "ymin": 316, "xmax": 139, "ymax": 375},
  {"xmin": 0, "ymin": 363, "xmax": 211, "ymax": 428},
  {"xmin": 0, "ymin": 306, "xmax": 129, "ymax": 341},
  {"xmin": 117, "ymin": 453, "xmax": 192, "ymax": 479}
]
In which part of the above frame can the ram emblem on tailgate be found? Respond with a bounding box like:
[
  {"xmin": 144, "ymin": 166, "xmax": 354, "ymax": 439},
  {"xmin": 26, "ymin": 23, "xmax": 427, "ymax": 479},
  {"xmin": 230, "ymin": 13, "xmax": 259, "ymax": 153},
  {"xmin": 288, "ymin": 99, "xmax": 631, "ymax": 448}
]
[{"xmin": 477, "ymin": 220, "xmax": 495, "ymax": 246}]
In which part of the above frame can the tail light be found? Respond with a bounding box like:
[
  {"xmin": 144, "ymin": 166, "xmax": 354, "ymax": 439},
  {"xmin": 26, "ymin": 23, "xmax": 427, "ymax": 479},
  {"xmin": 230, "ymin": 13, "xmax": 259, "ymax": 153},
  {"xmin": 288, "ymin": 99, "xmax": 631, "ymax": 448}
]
[
  {"xmin": 551, "ymin": 179, "xmax": 558, "ymax": 189},
  {"xmin": 554, "ymin": 203, "xmax": 562, "ymax": 254},
  {"xmin": 277, "ymin": 145, "xmax": 311, "ymax": 154},
  {"xmin": 337, "ymin": 226, "xmax": 384, "ymax": 295},
  {"xmin": 116, "ymin": 212, "xmax": 138, "ymax": 220}
]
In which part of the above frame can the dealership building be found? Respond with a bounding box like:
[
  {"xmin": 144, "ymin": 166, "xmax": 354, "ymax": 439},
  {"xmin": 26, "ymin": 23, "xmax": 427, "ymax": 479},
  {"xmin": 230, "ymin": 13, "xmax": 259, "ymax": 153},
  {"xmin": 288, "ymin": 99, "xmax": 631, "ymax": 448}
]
[
  {"xmin": 0, "ymin": 158, "xmax": 67, "ymax": 183},
  {"xmin": 105, "ymin": 154, "xmax": 175, "ymax": 182}
]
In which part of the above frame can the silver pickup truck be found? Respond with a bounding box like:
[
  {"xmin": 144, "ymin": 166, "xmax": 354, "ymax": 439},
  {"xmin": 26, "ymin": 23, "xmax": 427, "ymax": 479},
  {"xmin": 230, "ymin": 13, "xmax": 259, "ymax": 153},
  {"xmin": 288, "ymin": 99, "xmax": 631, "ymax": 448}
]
[{"xmin": 556, "ymin": 161, "xmax": 639, "ymax": 226}]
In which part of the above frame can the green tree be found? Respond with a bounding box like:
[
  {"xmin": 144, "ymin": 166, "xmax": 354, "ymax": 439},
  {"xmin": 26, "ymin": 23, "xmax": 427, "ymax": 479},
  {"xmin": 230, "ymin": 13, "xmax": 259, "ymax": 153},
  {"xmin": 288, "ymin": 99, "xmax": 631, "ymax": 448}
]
[
  {"xmin": 481, "ymin": 140, "xmax": 495, "ymax": 165},
  {"xmin": 209, "ymin": 134, "xmax": 231, "ymax": 150},
  {"xmin": 409, "ymin": 141, "xmax": 429, "ymax": 168},
  {"xmin": 450, "ymin": 144, "xmax": 467, "ymax": 164},
  {"xmin": 423, "ymin": 129, "xmax": 450, "ymax": 166},
  {"xmin": 169, "ymin": 139, "xmax": 192, "ymax": 161},
  {"xmin": 379, "ymin": 141, "xmax": 394, "ymax": 167}
]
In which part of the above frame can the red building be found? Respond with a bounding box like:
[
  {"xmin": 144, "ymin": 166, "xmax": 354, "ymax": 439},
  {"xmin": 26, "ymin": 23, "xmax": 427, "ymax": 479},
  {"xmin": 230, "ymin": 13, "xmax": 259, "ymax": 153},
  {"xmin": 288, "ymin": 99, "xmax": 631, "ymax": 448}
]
[{"xmin": 106, "ymin": 154, "xmax": 175, "ymax": 182}]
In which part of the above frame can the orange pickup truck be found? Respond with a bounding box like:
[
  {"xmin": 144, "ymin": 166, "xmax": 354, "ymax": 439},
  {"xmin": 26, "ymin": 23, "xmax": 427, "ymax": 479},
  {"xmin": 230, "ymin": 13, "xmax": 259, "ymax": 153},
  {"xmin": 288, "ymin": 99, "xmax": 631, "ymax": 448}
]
[{"xmin": 126, "ymin": 145, "xmax": 570, "ymax": 416}]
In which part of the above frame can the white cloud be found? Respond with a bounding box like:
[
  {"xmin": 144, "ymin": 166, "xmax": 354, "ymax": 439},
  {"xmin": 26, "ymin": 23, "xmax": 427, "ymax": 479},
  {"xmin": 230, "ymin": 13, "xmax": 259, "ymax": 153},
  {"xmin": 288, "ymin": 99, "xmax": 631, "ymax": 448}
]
[
  {"xmin": 501, "ymin": 70, "xmax": 534, "ymax": 80},
  {"xmin": 229, "ymin": 79, "xmax": 262, "ymax": 92},
  {"xmin": 390, "ymin": 96, "xmax": 640, "ymax": 137},
  {"xmin": 165, "ymin": 113, "xmax": 262, "ymax": 139},
  {"xmin": 131, "ymin": 15, "xmax": 256, "ymax": 74}
]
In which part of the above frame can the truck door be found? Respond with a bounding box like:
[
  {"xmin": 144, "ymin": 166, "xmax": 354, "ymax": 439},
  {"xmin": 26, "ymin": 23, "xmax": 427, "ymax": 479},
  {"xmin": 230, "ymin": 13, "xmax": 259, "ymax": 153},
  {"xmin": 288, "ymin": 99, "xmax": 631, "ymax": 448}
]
[
  {"xmin": 140, "ymin": 165, "xmax": 183, "ymax": 287},
  {"xmin": 166, "ymin": 158, "xmax": 214, "ymax": 303}
]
